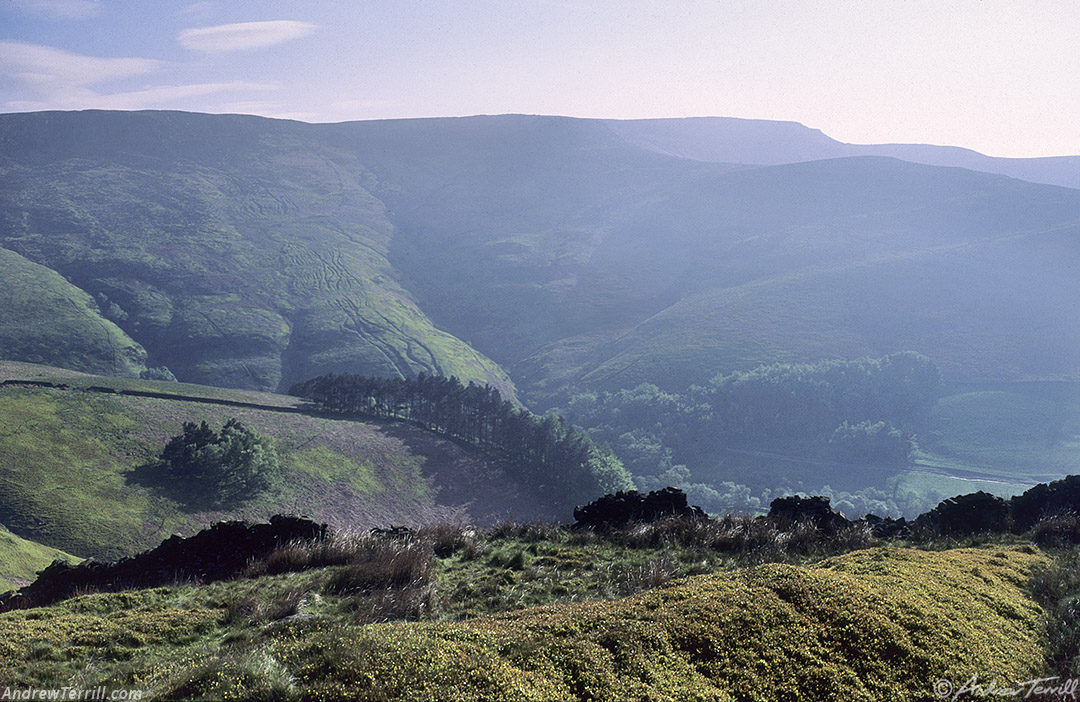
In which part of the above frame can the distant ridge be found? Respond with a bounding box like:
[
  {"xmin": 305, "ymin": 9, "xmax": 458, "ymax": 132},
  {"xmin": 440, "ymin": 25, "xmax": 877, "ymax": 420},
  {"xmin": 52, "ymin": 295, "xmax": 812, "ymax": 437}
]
[{"xmin": 606, "ymin": 116, "xmax": 1080, "ymax": 189}]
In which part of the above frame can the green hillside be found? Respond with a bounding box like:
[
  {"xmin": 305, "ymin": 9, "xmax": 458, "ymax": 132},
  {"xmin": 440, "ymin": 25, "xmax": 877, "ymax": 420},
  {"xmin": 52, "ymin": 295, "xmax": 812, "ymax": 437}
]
[
  {"xmin": 571, "ymin": 234, "xmax": 1080, "ymax": 393},
  {"xmin": 3, "ymin": 111, "xmax": 1080, "ymax": 404},
  {"xmin": 0, "ymin": 363, "xmax": 560, "ymax": 560},
  {"xmin": 0, "ymin": 524, "xmax": 79, "ymax": 593},
  {"xmin": 0, "ymin": 111, "xmax": 514, "ymax": 397},
  {"xmin": 502, "ymin": 156, "xmax": 1080, "ymax": 397},
  {"xmin": 0, "ymin": 247, "xmax": 146, "ymax": 377}
]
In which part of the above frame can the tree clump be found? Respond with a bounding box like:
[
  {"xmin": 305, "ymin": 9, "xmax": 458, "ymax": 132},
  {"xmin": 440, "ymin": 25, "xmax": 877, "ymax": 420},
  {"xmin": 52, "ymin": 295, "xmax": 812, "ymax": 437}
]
[{"xmin": 155, "ymin": 419, "xmax": 280, "ymax": 503}]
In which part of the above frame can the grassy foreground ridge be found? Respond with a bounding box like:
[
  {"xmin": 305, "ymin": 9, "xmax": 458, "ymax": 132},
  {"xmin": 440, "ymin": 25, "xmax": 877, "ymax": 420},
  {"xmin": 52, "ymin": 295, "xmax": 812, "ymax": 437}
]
[
  {"xmin": 0, "ymin": 514, "xmax": 1063, "ymax": 701},
  {"xmin": 263, "ymin": 547, "xmax": 1044, "ymax": 701}
]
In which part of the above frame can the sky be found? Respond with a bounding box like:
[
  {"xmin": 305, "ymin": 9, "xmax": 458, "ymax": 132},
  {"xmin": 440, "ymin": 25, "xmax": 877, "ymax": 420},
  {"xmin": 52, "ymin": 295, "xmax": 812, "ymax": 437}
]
[{"xmin": 1, "ymin": 0, "xmax": 1078, "ymax": 158}]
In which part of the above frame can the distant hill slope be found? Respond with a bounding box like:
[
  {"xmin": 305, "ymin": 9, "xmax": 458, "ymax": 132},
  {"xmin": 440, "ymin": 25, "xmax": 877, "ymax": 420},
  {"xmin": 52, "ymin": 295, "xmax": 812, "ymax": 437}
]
[
  {"xmin": 534, "ymin": 156, "xmax": 1080, "ymax": 390},
  {"xmin": 2, "ymin": 110, "xmax": 1079, "ymax": 404},
  {"xmin": 0, "ymin": 362, "xmax": 560, "ymax": 560},
  {"xmin": 608, "ymin": 116, "xmax": 1080, "ymax": 189},
  {"xmin": 337, "ymin": 117, "xmax": 1080, "ymax": 394},
  {"xmin": 0, "ymin": 247, "xmax": 146, "ymax": 377},
  {"xmin": 0, "ymin": 110, "xmax": 514, "ymax": 396},
  {"xmin": 0, "ymin": 524, "xmax": 78, "ymax": 593}
]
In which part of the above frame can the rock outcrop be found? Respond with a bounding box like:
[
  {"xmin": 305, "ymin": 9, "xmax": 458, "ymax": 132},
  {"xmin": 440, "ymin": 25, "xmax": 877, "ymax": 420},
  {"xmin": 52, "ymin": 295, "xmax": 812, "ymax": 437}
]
[
  {"xmin": 767, "ymin": 495, "xmax": 851, "ymax": 533},
  {"xmin": 0, "ymin": 515, "xmax": 326, "ymax": 611},
  {"xmin": 573, "ymin": 487, "xmax": 707, "ymax": 529},
  {"xmin": 915, "ymin": 491, "xmax": 1011, "ymax": 536}
]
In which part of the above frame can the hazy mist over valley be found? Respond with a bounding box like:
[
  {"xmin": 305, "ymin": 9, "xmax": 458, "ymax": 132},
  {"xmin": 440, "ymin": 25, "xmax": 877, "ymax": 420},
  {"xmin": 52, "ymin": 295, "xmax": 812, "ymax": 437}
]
[{"xmin": 2, "ymin": 2, "xmax": 1080, "ymax": 699}]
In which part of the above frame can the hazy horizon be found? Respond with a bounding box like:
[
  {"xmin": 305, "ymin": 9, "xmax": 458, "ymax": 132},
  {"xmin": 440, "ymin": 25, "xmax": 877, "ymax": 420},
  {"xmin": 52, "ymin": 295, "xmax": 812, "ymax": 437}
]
[{"xmin": 2, "ymin": 0, "xmax": 1078, "ymax": 159}]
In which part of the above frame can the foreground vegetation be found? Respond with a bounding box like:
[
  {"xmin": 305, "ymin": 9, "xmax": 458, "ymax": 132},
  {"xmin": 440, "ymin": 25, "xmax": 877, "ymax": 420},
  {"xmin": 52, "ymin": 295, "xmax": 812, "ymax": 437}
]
[{"xmin": 1, "ymin": 513, "xmax": 1076, "ymax": 700}]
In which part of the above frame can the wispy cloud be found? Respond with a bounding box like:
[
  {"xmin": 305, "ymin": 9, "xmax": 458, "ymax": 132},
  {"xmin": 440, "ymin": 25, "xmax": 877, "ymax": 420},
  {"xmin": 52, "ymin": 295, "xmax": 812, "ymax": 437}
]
[
  {"xmin": 178, "ymin": 20, "xmax": 317, "ymax": 53},
  {"xmin": 8, "ymin": 0, "xmax": 102, "ymax": 19},
  {"xmin": 0, "ymin": 40, "xmax": 276, "ymax": 113},
  {"xmin": 89, "ymin": 80, "xmax": 278, "ymax": 108},
  {"xmin": 0, "ymin": 40, "xmax": 159, "ymax": 87},
  {"xmin": 3, "ymin": 80, "xmax": 278, "ymax": 112}
]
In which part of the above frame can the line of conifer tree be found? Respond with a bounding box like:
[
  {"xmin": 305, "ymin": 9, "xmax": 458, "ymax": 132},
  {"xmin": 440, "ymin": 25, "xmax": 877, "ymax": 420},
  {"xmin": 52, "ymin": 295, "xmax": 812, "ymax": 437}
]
[{"xmin": 289, "ymin": 373, "xmax": 633, "ymax": 505}]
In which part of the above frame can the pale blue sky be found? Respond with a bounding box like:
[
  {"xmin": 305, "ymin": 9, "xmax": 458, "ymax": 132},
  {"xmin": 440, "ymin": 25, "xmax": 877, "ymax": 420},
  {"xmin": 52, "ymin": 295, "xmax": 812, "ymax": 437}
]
[{"xmin": 2, "ymin": 0, "xmax": 1078, "ymax": 157}]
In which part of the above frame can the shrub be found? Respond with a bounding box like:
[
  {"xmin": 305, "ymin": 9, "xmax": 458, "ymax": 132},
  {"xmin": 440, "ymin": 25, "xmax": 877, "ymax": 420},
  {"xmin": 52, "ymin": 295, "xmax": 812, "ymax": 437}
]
[
  {"xmin": 139, "ymin": 366, "xmax": 178, "ymax": 382},
  {"xmin": 154, "ymin": 419, "xmax": 280, "ymax": 503}
]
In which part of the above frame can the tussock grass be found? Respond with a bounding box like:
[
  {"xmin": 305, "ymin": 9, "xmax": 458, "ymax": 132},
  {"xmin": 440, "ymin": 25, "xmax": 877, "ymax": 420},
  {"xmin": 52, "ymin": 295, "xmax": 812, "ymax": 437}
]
[
  {"xmin": 324, "ymin": 539, "xmax": 435, "ymax": 597},
  {"xmin": 157, "ymin": 646, "xmax": 298, "ymax": 702},
  {"xmin": 1030, "ymin": 548, "xmax": 1080, "ymax": 679},
  {"xmin": 1032, "ymin": 510, "xmax": 1080, "ymax": 547},
  {"xmin": 224, "ymin": 589, "xmax": 310, "ymax": 625},
  {"xmin": 416, "ymin": 522, "xmax": 479, "ymax": 558}
]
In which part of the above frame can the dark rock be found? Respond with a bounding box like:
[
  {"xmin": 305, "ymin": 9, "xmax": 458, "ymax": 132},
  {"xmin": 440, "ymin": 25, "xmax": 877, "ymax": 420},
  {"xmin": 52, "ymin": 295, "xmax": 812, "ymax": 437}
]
[
  {"xmin": 0, "ymin": 514, "xmax": 327, "ymax": 612},
  {"xmin": 916, "ymin": 491, "xmax": 1010, "ymax": 536},
  {"xmin": 767, "ymin": 495, "xmax": 851, "ymax": 533},
  {"xmin": 860, "ymin": 513, "xmax": 910, "ymax": 539},
  {"xmin": 1010, "ymin": 475, "xmax": 1080, "ymax": 532},
  {"xmin": 573, "ymin": 487, "xmax": 707, "ymax": 529}
]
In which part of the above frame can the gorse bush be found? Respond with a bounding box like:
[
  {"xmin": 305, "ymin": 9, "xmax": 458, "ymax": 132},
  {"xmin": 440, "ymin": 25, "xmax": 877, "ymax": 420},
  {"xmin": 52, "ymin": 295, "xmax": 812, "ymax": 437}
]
[
  {"xmin": 265, "ymin": 547, "xmax": 1045, "ymax": 701},
  {"xmin": 155, "ymin": 418, "xmax": 280, "ymax": 503}
]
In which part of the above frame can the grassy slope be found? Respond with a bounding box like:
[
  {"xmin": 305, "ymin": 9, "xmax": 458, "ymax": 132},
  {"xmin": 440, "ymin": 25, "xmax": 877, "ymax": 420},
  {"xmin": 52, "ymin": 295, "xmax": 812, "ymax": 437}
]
[
  {"xmin": 887, "ymin": 382, "xmax": 1080, "ymax": 509},
  {"xmin": 0, "ymin": 363, "xmax": 558, "ymax": 560},
  {"xmin": 570, "ymin": 234, "xmax": 1080, "ymax": 393},
  {"xmin": 0, "ymin": 111, "xmax": 514, "ymax": 397},
  {"xmin": 0, "ymin": 247, "xmax": 146, "ymax": 377},
  {"xmin": 0, "ymin": 359, "xmax": 304, "ymax": 407},
  {"xmin": 321, "ymin": 115, "xmax": 1080, "ymax": 399},
  {"xmin": 924, "ymin": 384, "xmax": 1080, "ymax": 478},
  {"xmin": 518, "ymin": 159, "xmax": 1080, "ymax": 396},
  {"xmin": 0, "ymin": 544, "xmax": 1047, "ymax": 700},
  {"xmin": 0, "ymin": 524, "xmax": 79, "ymax": 593},
  {"xmin": 5, "ymin": 111, "xmax": 1080, "ymax": 403}
]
